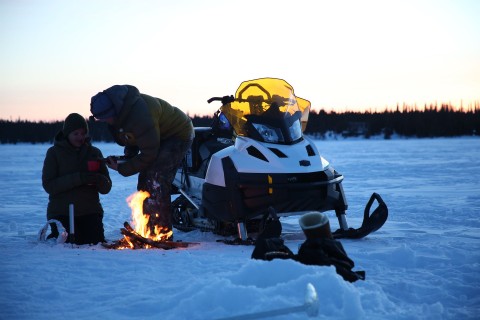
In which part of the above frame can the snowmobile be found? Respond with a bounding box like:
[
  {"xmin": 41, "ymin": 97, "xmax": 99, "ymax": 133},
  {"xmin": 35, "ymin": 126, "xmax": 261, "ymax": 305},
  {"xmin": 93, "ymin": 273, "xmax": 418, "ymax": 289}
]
[{"xmin": 172, "ymin": 78, "xmax": 387, "ymax": 242}]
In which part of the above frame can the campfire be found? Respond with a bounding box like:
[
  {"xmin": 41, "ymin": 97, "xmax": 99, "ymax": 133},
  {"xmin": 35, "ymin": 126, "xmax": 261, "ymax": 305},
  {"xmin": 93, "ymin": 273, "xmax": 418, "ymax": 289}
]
[{"xmin": 104, "ymin": 191, "xmax": 192, "ymax": 250}]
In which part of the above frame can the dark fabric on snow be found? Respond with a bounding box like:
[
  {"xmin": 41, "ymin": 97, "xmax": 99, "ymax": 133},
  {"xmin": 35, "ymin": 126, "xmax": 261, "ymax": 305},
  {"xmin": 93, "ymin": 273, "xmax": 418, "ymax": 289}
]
[
  {"xmin": 252, "ymin": 222, "xmax": 365, "ymax": 282},
  {"xmin": 296, "ymin": 238, "xmax": 366, "ymax": 282},
  {"xmin": 252, "ymin": 214, "xmax": 294, "ymax": 260},
  {"xmin": 251, "ymin": 237, "xmax": 295, "ymax": 261}
]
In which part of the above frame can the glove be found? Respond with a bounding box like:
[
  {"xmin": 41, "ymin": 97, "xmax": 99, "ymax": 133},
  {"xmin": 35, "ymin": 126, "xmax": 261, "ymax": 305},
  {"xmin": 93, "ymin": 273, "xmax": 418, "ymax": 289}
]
[
  {"xmin": 124, "ymin": 146, "xmax": 139, "ymax": 158},
  {"xmin": 81, "ymin": 172, "xmax": 99, "ymax": 186},
  {"xmin": 81, "ymin": 173, "xmax": 111, "ymax": 194},
  {"xmin": 96, "ymin": 174, "xmax": 112, "ymax": 194}
]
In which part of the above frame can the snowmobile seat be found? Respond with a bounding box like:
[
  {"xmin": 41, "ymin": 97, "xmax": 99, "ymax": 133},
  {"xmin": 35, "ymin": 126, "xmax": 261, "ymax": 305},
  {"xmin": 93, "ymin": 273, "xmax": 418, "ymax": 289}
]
[{"xmin": 189, "ymin": 127, "xmax": 234, "ymax": 175}]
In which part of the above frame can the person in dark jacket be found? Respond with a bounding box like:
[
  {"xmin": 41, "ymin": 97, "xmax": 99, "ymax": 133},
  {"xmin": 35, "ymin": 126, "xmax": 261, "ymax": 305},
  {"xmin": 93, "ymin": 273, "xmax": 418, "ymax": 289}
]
[
  {"xmin": 42, "ymin": 113, "xmax": 112, "ymax": 245},
  {"xmin": 89, "ymin": 85, "xmax": 194, "ymax": 238}
]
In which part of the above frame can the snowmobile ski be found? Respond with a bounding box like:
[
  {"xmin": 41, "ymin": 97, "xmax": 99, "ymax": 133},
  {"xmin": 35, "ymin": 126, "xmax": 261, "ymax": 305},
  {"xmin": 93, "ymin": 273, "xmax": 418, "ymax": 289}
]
[{"xmin": 333, "ymin": 193, "xmax": 388, "ymax": 239}]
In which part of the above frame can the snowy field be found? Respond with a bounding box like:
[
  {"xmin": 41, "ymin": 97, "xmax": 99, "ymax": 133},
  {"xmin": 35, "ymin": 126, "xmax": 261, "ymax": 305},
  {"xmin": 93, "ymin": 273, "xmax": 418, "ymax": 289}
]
[{"xmin": 1, "ymin": 137, "xmax": 479, "ymax": 319}]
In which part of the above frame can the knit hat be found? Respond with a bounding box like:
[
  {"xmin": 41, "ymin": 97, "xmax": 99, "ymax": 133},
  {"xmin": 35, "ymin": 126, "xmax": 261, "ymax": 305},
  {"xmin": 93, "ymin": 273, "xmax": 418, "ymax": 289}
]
[
  {"xmin": 63, "ymin": 113, "xmax": 88, "ymax": 137},
  {"xmin": 90, "ymin": 92, "xmax": 115, "ymax": 120},
  {"xmin": 299, "ymin": 211, "xmax": 333, "ymax": 239}
]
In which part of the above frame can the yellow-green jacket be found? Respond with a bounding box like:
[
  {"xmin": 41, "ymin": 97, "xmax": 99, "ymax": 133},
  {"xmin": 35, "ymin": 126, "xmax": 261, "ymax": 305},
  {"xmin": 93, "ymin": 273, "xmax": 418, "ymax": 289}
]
[{"xmin": 104, "ymin": 85, "xmax": 194, "ymax": 177}]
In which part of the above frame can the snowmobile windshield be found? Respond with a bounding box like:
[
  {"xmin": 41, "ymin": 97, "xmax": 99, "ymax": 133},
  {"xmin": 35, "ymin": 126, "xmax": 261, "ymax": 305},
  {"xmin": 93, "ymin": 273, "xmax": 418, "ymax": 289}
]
[{"xmin": 221, "ymin": 78, "xmax": 311, "ymax": 144}]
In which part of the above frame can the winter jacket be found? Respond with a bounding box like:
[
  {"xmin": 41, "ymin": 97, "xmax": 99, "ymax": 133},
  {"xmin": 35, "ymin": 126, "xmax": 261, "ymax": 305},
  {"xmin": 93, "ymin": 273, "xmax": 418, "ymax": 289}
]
[
  {"xmin": 42, "ymin": 132, "xmax": 112, "ymax": 219},
  {"xmin": 103, "ymin": 85, "xmax": 194, "ymax": 177}
]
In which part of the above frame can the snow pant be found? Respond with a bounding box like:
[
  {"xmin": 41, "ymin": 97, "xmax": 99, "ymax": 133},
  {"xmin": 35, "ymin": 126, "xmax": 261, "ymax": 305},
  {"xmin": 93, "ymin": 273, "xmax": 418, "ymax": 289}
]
[
  {"xmin": 47, "ymin": 213, "xmax": 105, "ymax": 245},
  {"xmin": 137, "ymin": 136, "xmax": 193, "ymax": 234}
]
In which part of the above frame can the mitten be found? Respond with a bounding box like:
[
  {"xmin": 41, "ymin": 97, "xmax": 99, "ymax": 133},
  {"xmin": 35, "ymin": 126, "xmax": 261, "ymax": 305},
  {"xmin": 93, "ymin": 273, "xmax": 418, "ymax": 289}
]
[
  {"xmin": 96, "ymin": 174, "xmax": 112, "ymax": 194},
  {"xmin": 124, "ymin": 146, "xmax": 139, "ymax": 158},
  {"xmin": 81, "ymin": 172, "xmax": 98, "ymax": 186}
]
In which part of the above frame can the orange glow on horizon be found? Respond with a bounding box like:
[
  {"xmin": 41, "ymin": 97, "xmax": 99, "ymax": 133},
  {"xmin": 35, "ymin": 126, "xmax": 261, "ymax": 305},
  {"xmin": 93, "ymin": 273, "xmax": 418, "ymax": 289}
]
[{"xmin": 1, "ymin": 99, "xmax": 478, "ymax": 122}]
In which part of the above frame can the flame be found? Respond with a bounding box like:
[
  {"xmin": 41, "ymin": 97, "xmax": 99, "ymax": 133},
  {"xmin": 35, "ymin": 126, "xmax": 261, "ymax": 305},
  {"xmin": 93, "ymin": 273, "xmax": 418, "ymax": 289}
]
[{"xmin": 124, "ymin": 190, "xmax": 173, "ymax": 247}]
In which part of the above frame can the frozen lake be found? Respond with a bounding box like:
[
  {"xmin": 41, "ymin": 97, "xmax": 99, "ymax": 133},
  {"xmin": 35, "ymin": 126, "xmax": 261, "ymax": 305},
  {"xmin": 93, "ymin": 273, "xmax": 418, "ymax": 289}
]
[{"xmin": 0, "ymin": 137, "xmax": 479, "ymax": 319}]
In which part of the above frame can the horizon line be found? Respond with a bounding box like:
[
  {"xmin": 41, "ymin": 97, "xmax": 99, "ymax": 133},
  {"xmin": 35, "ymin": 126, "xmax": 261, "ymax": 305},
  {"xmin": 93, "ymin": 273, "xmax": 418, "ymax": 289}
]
[{"xmin": 2, "ymin": 100, "xmax": 479, "ymax": 123}]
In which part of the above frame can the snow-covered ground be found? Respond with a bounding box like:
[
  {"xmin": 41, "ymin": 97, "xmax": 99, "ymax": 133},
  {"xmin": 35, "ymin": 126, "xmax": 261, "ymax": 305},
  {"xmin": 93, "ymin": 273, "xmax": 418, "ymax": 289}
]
[{"xmin": 1, "ymin": 138, "xmax": 479, "ymax": 319}]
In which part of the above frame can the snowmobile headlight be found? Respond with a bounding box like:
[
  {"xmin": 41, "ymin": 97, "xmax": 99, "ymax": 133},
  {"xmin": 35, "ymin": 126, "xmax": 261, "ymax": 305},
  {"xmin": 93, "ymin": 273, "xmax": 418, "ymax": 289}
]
[
  {"xmin": 288, "ymin": 119, "xmax": 302, "ymax": 141},
  {"xmin": 252, "ymin": 123, "xmax": 284, "ymax": 143}
]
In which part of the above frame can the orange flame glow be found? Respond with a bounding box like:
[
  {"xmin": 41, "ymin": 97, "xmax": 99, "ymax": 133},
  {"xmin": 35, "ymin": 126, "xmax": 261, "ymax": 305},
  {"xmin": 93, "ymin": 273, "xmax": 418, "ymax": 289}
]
[{"xmin": 125, "ymin": 191, "xmax": 173, "ymax": 246}]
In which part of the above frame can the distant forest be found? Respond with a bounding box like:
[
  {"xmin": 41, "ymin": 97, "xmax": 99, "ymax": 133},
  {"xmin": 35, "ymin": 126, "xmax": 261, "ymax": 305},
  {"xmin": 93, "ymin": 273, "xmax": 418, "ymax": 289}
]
[{"xmin": 1, "ymin": 103, "xmax": 478, "ymax": 144}]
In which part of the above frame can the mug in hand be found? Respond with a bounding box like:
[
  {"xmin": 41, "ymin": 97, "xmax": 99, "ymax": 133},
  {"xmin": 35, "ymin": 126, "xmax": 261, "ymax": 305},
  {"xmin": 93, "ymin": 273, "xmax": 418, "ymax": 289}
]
[{"xmin": 87, "ymin": 160, "xmax": 100, "ymax": 172}]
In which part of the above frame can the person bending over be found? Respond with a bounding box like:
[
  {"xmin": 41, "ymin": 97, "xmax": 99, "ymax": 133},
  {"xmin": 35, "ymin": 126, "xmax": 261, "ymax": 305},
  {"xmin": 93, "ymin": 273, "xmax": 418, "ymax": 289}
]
[{"xmin": 90, "ymin": 85, "xmax": 194, "ymax": 239}]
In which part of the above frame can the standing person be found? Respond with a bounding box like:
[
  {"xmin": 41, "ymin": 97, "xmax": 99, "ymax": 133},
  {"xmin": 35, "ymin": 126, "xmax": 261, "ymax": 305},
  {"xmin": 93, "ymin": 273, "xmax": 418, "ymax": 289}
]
[
  {"xmin": 42, "ymin": 113, "xmax": 112, "ymax": 245},
  {"xmin": 89, "ymin": 85, "xmax": 194, "ymax": 239}
]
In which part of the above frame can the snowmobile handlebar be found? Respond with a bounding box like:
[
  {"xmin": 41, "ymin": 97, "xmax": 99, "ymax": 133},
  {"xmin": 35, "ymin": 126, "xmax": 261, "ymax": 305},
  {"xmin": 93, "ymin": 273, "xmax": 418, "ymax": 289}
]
[{"xmin": 207, "ymin": 95, "xmax": 235, "ymax": 105}]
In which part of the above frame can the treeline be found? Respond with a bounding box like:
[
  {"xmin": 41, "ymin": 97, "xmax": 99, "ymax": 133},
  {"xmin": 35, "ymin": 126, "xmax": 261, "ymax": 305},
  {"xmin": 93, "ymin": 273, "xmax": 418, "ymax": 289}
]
[
  {"xmin": 0, "ymin": 104, "xmax": 478, "ymax": 144},
  {"xmin": 305, "ymin": 104, "xmax": 480, "ymax": 139}
]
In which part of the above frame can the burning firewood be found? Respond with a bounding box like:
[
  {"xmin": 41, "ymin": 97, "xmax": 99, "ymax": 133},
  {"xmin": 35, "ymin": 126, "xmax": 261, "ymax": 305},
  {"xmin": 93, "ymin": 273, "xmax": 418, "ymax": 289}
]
[
  {"xmin": 102, "ymin": 191, "xmax": 198, "ymax": 250},
  {"xmin": 102, "ymin": 222, "xmax": 197, "ymax": 250}
]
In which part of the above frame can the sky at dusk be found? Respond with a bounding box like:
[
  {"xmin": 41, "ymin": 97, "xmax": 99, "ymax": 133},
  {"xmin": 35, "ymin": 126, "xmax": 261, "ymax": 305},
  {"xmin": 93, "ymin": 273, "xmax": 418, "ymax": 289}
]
[{"xmin": 1, "ymin": 0, "xmax": 479, "ymax": 122}]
